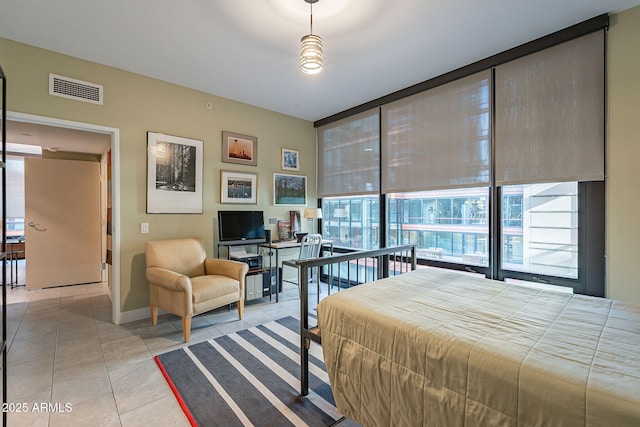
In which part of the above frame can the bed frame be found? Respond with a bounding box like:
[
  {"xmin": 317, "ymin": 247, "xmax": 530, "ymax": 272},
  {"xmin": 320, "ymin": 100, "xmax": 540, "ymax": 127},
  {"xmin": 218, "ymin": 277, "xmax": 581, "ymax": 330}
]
[{"xmin": 294, "ymin": 244, "xmax": 417, "ymax": 396}]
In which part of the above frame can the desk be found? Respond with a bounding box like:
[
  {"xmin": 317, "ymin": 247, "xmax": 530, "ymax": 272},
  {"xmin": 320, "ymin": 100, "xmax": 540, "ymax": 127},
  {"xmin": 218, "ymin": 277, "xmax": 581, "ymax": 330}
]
[{"xmin": 261, "ymin": 239, "xmax": 333, "ymax": 302}]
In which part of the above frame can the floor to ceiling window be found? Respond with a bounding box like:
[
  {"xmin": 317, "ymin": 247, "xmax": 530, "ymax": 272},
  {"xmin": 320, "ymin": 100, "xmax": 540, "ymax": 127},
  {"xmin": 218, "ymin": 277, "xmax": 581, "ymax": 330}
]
[
  {"xmin": 317, "ymin": 108, "xmax": 380, "ymax": 252},
  {"xmin": 316, "ymin": 22, "xmax": 606, "ymax": 295}
]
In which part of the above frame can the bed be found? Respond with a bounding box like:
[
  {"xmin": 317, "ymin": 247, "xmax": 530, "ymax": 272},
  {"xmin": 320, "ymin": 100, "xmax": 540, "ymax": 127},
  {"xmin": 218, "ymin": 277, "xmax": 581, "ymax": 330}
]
[{"xmin": 317, "ymin": 268, "xmax": 640, "ymax": 427}]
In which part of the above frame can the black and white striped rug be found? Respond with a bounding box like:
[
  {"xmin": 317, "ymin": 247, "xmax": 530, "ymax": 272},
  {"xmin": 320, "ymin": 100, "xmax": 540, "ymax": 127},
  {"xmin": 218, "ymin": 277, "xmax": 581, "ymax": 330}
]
[{"xmin": 154, "ymin": 316, "xmax": 343, "ymax": 427}]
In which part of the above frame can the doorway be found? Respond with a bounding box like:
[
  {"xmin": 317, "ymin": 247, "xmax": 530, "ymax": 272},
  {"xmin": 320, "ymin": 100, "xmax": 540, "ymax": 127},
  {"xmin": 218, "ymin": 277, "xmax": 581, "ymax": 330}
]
[{"xmin": 6, "ymin": 111, "xmax": 122, "ymax": 324}]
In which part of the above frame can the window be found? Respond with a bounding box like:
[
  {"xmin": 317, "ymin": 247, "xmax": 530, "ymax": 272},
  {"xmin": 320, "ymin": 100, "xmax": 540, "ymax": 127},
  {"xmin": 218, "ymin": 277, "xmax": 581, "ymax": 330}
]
[
  {"xmin": 0, "ymin": 157, "xmax": 26, "ymax": 238},
  {"xmin": 322, "ymin": 196, "xmax": 380, "ymax": 250},
  {"xmin": 388, "ymin": 188, "xmax": 489, "ymax": 265},
  {"xmin": 316, "ymin": 27, "xmax": 605, "ymax": 295},
  {"xmin": 501, "ymin": 182, "xmax": 578, "ymax": 279}
]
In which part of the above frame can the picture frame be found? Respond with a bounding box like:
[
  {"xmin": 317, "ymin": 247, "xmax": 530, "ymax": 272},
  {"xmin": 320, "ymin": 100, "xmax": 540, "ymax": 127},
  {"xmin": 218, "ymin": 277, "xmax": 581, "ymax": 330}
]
[
  {"xmin": 220, "ymin": 170, "xmax": 258, "ymax": 204},
  {"xmin": 222, "ymin": 131, "xmax": 257, "ymax": 166},
  {"xmin": 281, "ymin": 148, "xmax": 299, "ymax": 171},
  {"xmin": 147, "ymin": 132, "xmax": 203, "ymax": 213},
  {"xmin": 273, "ymin": 173, "xmax": 307, "ymax": 206}
]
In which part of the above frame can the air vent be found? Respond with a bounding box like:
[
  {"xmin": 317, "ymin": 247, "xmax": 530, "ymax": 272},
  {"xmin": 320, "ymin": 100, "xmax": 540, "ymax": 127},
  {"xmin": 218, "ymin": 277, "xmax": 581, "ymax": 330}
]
[{"xmin": 49, "ymin": 73, "xmax": 103, "ymax": 105}]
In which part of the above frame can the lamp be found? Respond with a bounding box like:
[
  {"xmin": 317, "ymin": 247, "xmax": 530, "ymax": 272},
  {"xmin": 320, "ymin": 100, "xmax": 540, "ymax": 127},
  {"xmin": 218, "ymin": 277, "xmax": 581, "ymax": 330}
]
[
  {"xmin": 300, "ymin": 0, "xmax": 323, "ymax": 75},
  {"xmin": 300, "ymin": 208, "xmax": 323, "ymax": 239},
  {"xmin": 304, "ymin": 208, "xmax": 323, "ymax": 220}
]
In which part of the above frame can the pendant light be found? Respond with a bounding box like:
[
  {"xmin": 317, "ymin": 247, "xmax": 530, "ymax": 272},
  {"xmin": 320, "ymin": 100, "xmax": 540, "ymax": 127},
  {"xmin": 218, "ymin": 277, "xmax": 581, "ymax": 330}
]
[{"xmin": 300, "ymin": 0, "xmax": 323, "ymax": 74}]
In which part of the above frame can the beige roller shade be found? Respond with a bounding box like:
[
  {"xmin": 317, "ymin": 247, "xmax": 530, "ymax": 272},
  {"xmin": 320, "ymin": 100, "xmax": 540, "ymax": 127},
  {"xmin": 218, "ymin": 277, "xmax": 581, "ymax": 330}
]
[
  {"xmin": 495, "ymin": 30, "xmax": 605, "ymax": 185},
  {"xmin": 381, "ymin": 70, "xmax": 491, "ymax": 193},
  {"xmin": 318, "ymin": 108, "xmax": 380, "ymax": 197}
]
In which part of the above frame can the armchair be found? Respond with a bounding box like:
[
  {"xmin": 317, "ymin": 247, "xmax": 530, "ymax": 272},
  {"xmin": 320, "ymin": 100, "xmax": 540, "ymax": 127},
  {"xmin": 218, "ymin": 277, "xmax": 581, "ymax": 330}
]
[{"xmin": 145, "ymin": 237, "xmax": 249, "ymax": 342}]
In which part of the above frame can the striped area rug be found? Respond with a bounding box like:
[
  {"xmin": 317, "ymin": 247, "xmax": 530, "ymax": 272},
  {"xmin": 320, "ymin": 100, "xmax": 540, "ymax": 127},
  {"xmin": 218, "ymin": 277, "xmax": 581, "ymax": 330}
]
[{"xmin": 154, "ymin": 316, "xmax": 343, "ymax": 427}]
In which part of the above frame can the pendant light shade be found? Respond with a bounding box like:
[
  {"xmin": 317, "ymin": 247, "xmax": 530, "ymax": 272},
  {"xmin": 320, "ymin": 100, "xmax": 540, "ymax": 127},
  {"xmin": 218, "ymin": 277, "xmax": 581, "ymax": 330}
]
[
  {"xmin": 300, "ymin": 0, "xmax": 323, "ymax": 74},
  {"xmin": 300, "ymin": 34, "xmax": 323, "ymax": 74}
]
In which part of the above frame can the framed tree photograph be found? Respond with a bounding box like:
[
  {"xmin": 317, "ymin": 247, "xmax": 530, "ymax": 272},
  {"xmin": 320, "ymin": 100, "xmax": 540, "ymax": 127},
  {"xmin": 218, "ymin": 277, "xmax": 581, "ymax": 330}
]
[
  {"xmin": 222, "ymin": 131, "xmax": 257, "ymax": 166},
  {"xmin": 220, "ymin": 170, "xmax": 258, "ymax": 204},
  {"xmin": 147, "ymin": 132, "xmax": 203, "ymax": 213},
  {"xmin": 281, "ymin": 148, "xmax": 299, "ymax": 171},
  {"xmin": 273, "ymin": 173, "xmax": 307, "ymax": 206}
]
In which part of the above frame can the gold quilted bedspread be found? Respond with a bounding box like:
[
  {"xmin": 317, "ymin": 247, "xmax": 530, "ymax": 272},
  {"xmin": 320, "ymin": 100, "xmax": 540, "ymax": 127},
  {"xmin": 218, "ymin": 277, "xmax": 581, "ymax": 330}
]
[{"xmin": 317, "ymin": 268, "xmax": 640, "ymax": 427}]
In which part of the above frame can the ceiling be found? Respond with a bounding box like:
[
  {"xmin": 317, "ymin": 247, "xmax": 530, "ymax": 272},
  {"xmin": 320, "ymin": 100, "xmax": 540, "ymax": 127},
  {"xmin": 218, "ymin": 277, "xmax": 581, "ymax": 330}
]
[
  {"xmin": 1, "ymin": 0, "xmax": 639, "ymax": 126},
  {"xmin": 5, "ymin": 121, "xmax": 111, "ymax": 155}
]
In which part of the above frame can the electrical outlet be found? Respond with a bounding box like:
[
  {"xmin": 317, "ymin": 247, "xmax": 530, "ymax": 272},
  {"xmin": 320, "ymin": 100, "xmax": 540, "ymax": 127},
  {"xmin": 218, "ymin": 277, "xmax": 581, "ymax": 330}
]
[
  {"xmin": 269, "ymin": 218, "xmax": 277, "ymax": 224},
  {"xmin": 141, "ymin": 222, "xmax": 149, "ymax": 234}
]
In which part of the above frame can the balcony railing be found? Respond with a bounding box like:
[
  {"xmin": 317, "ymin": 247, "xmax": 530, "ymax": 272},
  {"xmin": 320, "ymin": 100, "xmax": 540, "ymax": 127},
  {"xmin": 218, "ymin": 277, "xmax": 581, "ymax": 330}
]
[{"xmin": 292, "ymin": 244, "xmax": 417, "ymax": 396}]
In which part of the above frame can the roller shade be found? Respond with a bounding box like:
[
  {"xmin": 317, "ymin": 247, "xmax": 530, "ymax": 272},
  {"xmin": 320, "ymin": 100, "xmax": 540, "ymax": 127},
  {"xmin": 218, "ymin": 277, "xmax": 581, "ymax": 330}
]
[
  {"xmin": 318, "ymin": 109, "xmax": 380, "ymax": 197},
  {"xmin": 495, "ymin": 30, "xmax": 605, "ymax": 185},
  {"xmin": 381, "ymin": 70, "xmax": 491, "ymax": 193}
]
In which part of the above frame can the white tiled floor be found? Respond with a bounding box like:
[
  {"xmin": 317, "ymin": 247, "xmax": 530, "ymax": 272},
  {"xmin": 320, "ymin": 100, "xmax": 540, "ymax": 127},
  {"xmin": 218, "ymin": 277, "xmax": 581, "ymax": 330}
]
[{"xmin": 3, "ymin": 260, "xmax": 317, "ymax": 426}]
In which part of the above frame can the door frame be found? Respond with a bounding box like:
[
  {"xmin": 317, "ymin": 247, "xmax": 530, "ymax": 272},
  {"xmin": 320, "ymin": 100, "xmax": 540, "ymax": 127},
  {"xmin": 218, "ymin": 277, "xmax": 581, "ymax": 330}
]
[{"xmin": 8, "ymin": 111, "xmax": 122, "ymax": 324}]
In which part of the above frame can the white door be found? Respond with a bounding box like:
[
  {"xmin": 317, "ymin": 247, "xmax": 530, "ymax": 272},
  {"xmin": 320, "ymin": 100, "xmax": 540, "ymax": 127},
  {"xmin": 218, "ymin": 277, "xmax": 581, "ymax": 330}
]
[{"xmin": 25, "ymin": 157, "xmax": 102, "ymax": 289}]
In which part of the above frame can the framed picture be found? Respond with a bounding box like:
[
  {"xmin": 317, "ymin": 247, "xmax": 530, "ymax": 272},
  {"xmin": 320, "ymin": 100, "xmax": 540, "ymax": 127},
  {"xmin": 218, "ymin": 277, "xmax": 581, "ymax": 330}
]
[
  {"xmin": 222, "ymin": 131, "xmax": 257, "ymax": 166},
  {"xmin": 274, "ymin": 173, "xmax": 307, "ymax": 206},
  {"xmin": 221, "ymin": 170, "xmax": 258, "ymax": 204},
  {"xmin": 147, "ymin": 132, "xmax": 203, "ymax": 213},
  {"xmin": 281, "ymin": 148, "xmax": 299, "ymax": 171}
]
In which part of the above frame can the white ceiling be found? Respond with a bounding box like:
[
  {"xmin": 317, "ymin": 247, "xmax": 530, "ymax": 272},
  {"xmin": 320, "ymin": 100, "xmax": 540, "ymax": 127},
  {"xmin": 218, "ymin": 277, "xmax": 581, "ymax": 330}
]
[
  {"xmin": 1, "ymin": 0, "xmax": 639, "ymax": 125},
  {"xmin": 5, "ymin": 121, "xmax": 111, "ymax": 155}
]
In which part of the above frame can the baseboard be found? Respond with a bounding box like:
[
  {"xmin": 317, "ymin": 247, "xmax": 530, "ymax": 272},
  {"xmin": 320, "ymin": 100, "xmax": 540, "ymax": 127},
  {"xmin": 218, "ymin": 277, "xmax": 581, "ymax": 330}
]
[{"xmin": 119, "ymin": 306, "xmax": 170, "ymax": 324}]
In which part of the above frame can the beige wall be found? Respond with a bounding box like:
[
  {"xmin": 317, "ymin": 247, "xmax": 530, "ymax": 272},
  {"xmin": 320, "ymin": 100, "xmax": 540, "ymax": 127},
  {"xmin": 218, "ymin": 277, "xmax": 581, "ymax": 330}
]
[
  {"xmin": 607, "ymin": 5, "xmax": 640, "ymax": 303},
  {"xmin": 0, "ymin": 38, "xmax": 316, "ymax": 313}
]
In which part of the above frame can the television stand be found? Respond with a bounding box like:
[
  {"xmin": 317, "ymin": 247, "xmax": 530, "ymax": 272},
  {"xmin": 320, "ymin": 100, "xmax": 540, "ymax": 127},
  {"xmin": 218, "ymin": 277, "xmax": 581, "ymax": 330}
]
[{"xmin": 217, "ymin": 239, "xmax": 278, "ymax": 302}]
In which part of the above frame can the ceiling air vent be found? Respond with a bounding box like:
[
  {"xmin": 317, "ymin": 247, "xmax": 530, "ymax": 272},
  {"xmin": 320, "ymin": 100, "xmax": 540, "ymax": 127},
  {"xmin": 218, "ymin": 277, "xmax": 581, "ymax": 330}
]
[{"xmin": 49, "ymin": 73, "xmax": 103, "ymax": 105}]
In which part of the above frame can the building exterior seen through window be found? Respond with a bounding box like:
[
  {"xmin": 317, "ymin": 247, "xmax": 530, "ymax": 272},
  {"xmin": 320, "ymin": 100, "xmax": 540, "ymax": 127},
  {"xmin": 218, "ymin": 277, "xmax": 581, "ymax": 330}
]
[
  {"xmin": 388, "ymin": 188, "xmax": 490, "ymax": 266},
  {"xmin": 322, "ymin": 181, "xmax": 578, "ymax": 279},
  {"xmin": 502, "ymin": 182, "xmax": 578, "ymax": 279},
  {"xmin": 322, "ymin": 196, "xmax": 380, "ymax": 249}
]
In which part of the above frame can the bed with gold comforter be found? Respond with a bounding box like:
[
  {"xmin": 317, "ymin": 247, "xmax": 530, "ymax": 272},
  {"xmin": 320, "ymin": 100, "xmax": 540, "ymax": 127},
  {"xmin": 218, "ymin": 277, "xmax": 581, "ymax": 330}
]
[{"xmin": 317, "ymin": 268, "xmax": 640, "ymax": 427}]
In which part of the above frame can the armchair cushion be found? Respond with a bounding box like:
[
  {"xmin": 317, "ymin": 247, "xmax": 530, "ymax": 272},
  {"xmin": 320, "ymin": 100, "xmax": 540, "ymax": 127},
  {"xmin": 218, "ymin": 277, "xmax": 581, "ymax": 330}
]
[{"xmin": 191, "ymin": 275, "xmax": 240, "ymax": 304}]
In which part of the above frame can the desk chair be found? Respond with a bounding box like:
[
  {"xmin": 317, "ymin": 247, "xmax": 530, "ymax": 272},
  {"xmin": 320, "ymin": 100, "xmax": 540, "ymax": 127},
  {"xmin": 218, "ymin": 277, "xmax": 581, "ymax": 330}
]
[{"xmin": 281, "ymin": 234, "xmax": 323, "ymax": 302}]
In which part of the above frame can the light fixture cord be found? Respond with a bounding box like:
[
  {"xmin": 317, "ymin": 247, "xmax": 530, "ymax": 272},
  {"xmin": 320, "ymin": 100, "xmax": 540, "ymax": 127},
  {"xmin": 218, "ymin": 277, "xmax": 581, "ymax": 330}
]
[{"xmin": 310, "ymin": 2, "xmax": 314, "ymax": 34}]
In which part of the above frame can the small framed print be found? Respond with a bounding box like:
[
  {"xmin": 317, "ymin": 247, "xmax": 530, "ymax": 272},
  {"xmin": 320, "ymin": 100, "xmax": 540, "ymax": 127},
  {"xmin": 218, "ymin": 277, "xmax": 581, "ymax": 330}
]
[
  {"xmin": 281, "ymin": 148, "xmax": 299, "ymax": 171},
  {"xmin": 222, "ymin": 131, "xmax": 257, "ymax": 166},
  {"xmin": 147, "ymin": 132, "xmax": 203, "ymax": 213},
  {"xmin": 221, "ymin": 170, "xmax": 258, "ymax": 204},
  {"xmin": 273, "ymin": 173, "xmax": 307, "ymax": 206}
]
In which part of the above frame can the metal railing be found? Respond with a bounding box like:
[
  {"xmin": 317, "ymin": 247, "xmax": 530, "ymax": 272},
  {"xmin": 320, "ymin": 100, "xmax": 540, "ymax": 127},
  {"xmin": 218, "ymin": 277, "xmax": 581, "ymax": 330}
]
[{"xmin": 296, "ymin": 244, "xmax": 417, "ymax": 396}]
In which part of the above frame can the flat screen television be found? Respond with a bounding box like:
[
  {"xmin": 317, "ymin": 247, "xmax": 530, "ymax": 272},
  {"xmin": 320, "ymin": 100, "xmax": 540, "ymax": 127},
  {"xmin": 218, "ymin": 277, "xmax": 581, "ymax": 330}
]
[{"xmin": 218, "ymin": 210, "xmax": 266, "ymax": 243}]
